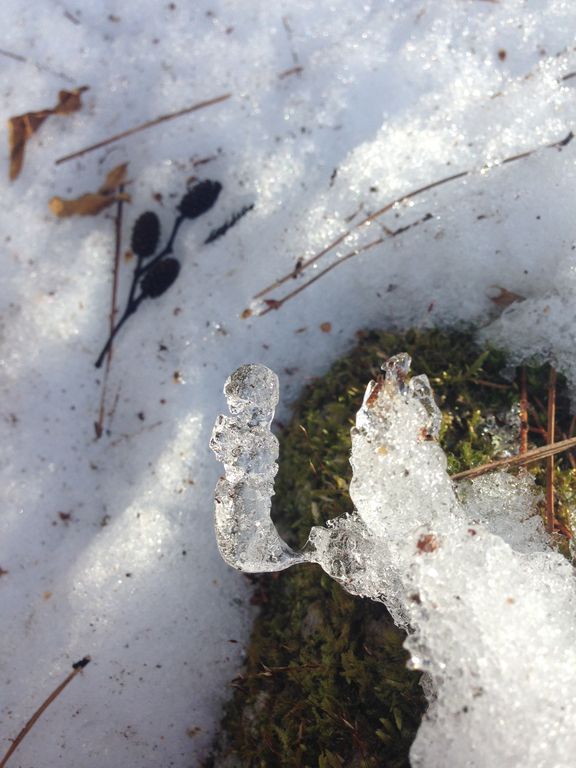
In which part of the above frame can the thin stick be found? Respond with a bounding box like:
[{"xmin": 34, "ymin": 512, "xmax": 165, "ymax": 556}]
[
  {"xmin": 95, "ymin": 188, "xmax": 125, "ymax": 438},
  {"xmin": 0, "ymin": 48, "xmax": 26, "ymax": 63},
  {"xmin": 0, "ymin": 658, "xmax": 90, "ymax": 768},
  {"xmin": 55, "ymin": 93, "xmax": 231, "ymax": 165},
  {"xmin": 546, "ymin": 366, "xmax": 557, "ymax": 533},
  {"xmin": 257, "ymin": 237, "xmax": 385, "ymax": 315},
  {"xmin": 450, "ymin": 436, "xmax": 576, "ymax": 481},
  {"xmin": 519, "ymin": 366, "xmax": 529, "ymax": 455},
  {"xmin": 560, "ymin": 431, "xmax": 576, "ymax": 470},
  {"xmin": 251, "ymin": 131, "xmax": 574, "ymax": 311},
  {"xmin": 256, "ymin": 211, "xmax": 432, "ymax": 315}
]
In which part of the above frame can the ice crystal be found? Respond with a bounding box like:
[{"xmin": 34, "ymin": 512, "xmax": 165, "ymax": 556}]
[{"xmin": 211, "ymin": 356, "xmax": 576, "ymax": 768}]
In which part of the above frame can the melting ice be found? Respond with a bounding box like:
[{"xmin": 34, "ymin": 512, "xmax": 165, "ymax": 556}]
[{"xmin": 211, "ymin": 356, "xmax": 576, "ymax": 768}]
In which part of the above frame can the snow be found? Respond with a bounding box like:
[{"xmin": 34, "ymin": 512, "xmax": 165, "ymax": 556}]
[{"xmin": 2, "ymin": 0, "xmax": 576, "ymax": 765}]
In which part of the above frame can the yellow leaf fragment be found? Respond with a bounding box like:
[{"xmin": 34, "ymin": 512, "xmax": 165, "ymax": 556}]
[
  {"xmin": 49, "ymin": 162, "xmax": 130, "ymax": 218},
  {"xmin": 49, "ymin": 192, "xmax": 130, "ymax": 218},
  {"xmin": 8, "ymin": 86, "xmax": 89, "ymax": 181},
  {"xmin": 99, "ymin": 162, "xmax": 129, "ymax": 194}
]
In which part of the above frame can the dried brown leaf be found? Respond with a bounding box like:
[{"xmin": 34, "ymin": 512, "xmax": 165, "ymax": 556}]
[
  {"xmin": 54, "ymin": 87, "xmax": 89, "ymax": 115},
  {"xmin": 49, "ymin": 191, "xmax": 130, "ymax": 218},
  {"xmin": 8, "ymin": 86, "xmax": 89, "ymax": 181},
  {"xmin": 49, "ymin": 162, "xmax": 130, "ymax": 218},
  {"xmin": 489, "ymin": 285, "xmax": 525, "ymax": 309}
]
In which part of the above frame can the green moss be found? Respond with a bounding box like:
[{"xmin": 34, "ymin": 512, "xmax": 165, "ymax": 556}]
[{"xmin": 210, "ymin": 328, "xmax": 575, "ymax": 767}]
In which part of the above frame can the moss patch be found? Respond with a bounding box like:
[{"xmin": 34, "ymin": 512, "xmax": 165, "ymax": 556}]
[{"xmin": 209, "ymin": 328, "xmax": 576, "ymax": 767}]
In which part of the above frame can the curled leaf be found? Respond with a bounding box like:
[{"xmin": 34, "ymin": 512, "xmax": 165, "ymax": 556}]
[
  {"xmin": 131, "ymin": 212, "xmax": 161, "ymax": 258},
  {"xmin": 178, "ymin": 180, "xmax": 222, "ymax": 219},
  {"xmin": 8, "ymin": 86, "xmax": 89, "ymax": 181},
  {"xmin": 489, "ymin": 285, "xmax": 525, "ymax": 309},
  {"xmin": 140, "ymin": 258, "xmax": 181, "ymax": 298},
  {"xmin": 49, "ymin": 162, "xmax": 130, "ymax": 218}
]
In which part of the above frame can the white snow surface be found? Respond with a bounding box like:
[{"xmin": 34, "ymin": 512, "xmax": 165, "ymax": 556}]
[{"xmin": 2, "ymin": 1, "xmax": 576, "ymax": 765}]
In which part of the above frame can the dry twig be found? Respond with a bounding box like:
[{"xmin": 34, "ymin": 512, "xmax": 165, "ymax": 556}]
[
  {"xmin": 519, "ymin": 366, "xmax": 529, "ymax": 455},
  {"xmin": 0, "ymin": 658, "xmax": 90, "ymax": 768},
  {"xmin": 55, "ymin": 93, "xmax": 231, "ymax": 165},
  {"xmin": 450, "ymin": 436, "xmax": 576, "ymax": 481},
  {"xmin": 249, "ymin": 131, "xmax": 573, "ymax": 316},
  {"xmin": 95, "ymin": 186, "xmax": 126, "ymax": 439},
  {"xmin": 545, "ymin": 366, "xmax": 557, "ymax": 533}
]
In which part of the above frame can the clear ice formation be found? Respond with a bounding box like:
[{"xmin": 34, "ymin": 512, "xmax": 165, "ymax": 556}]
[{"xmin": 211, "ymin": 356, "xmax": 576, "ymax": 768}]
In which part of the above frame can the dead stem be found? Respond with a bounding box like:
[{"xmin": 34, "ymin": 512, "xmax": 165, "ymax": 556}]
[
  {"xmin": 0, "ymin": 658, "xmax": 90, "ymax": 768},
  {"xmin": 519, "ymin": 366, "xmax": 529, "ymax": 455},
  {"xmin": 95, "ymin": 187, "xmax": 125, "ymax": 439},
  {"xmin": 55, "ymin": 93, "xmax": 231, "ymax": 165},
  {"xmin": 258, "ymin": 237, "xmax": 385, "ymax": 315},
  {"xmin": 546, "ymin": 366, "xmax": 557, "ymax": 533},
  {"xmin": 450, "ymin": 436, "xmax": 576, "ymax": 481},
  {"xmin": 560, "ymin": 431, "xmax": 576, "ymax": 470},
  {"xmin": 250, "ymin": 131, "xmax": 573, "ymax": 315},
  {"xmin": 256, "ymin": 211, "xmax": 432, "ymax": 316}
]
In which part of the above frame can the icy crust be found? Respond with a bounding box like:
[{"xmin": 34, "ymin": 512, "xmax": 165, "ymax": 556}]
[{"xmin": 211, "ymin": 356, "xmax": 576, "ymax": 768}]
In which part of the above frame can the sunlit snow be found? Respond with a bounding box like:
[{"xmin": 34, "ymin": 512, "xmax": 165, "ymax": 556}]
[{"xmin": 2, "ymin": 0, "xmax": 576, "ymax": 765}]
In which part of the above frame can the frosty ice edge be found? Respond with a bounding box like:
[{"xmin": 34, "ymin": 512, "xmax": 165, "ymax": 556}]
[{"xmin": 210, "ymin": 357, "xmax": 576, "ymax": 767}]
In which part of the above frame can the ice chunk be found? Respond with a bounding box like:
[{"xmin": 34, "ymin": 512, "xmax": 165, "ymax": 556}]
[
  {"xmin": 210, "ymin": 365, "xmax": 306, "ymax": 572},
  {"xmin": 211, "ymin": 357, "xmax": 576, "ymax": 768}
]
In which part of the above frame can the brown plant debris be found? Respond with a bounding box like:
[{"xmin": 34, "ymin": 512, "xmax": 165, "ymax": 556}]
[
  {"xmin": 546, "ymin": 366, "xmax": 558, "ymax": 533},
  {"xmin": 248, "ymin": 130, "xmax": 572, "ymax": 317},
  {"xmin": 519, "ymin": 366, "xmax": 529, "ymax": 455},
  {"xmin": 489, "ymin": 285, "xmax": 526, "ymax": 308},
  {"xmin": 450, "ymin": 435, "xmax": 576, "ymax": 481},
  {"xmin": 8, "ymin": 86, "xmax": 88, "ymax": 180},
  {"xmin": 49, "ymin": 163, "xmax": 130, "ymax": 218},
  {"xmin": 54, "ymin": 92, "xmax": 231, "ymax": 165},
  {"xmin": 0, "ymin": 657, "xmax": 90, "ymax": 768}
]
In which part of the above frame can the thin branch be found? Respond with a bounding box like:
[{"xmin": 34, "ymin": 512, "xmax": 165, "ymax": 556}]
[
  {"xmin": 250, "ymin": 130, "xmax": 574, "ymax": 315},
  {"xmin": 546, "ymin": 366, "xmax": 557, "ymax": 533},
  {"xmin": 95, "ymin": 187, "xmax": 126, "ymax": 438},
  {"xmin": 0, "ymin": 658, "xmax": 90, "ymax": 768},
  {"xmin": 0, "ymin": 48, "xmax": 26, "ymax": 63},
  {"xmin": 450, "ymin": 436, "xmax": 576, "ymax": 481},
  {"xmin": 55, "ymin": 93, "xmax": 232, "ymax": 165},
  {"xmin": 519, "ymin": 366, "xmax": 529, "ymax": 455},
  {"xmin": 257, "ymin": 237, "xmax": 385, "ymax": 315},
  {"xmin": 256, "ymin": 211, "xmax": 433, "ymax": 316}
]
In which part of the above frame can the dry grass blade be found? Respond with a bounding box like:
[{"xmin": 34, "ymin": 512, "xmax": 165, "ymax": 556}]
[
  {"xmin": 0, "ymin": 658, "xmax": 90, "ymax": 768},
  {"xmin": 450, "ymin": 436, "xmax": 576, "ymax": 481},
  {"xmin": 54, "ymin": 93, "xmax": 231, "ymax": 165}
]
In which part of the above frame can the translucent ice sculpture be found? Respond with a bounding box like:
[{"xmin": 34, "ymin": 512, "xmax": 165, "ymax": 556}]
[{"xmin": 211, "ymin": 356, "xmax": 576, "ymax": 768}]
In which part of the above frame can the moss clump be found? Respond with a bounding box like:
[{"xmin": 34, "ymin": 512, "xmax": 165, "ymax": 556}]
[{"xmin": 210, "ymin": 328, "xmax": 575, "ymax": 768}]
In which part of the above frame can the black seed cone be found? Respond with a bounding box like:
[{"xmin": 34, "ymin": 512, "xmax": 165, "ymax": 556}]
[
  {"xmin": 131, "ymin": 212, "xmax": 161, "ymax": 258},
  {"xmin": 178, "ymin": 180, "xmax": 222, "ymax": 219},
  {"xmin": 140, "ymin": 258, "xmax": 181, "ymax": 298}
]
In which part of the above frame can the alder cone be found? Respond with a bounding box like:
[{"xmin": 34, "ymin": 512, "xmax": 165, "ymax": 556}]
[
  {"xmin": 178, "ymin": 180, "xmax": 222, "ymax": 219},
  {"xmin": 140, "ymin": 258, "xmax": 181, "ymax": 298},
  {"xmin": 131, "ymin": 211, "xmax": 161, "ymax": 258}
]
